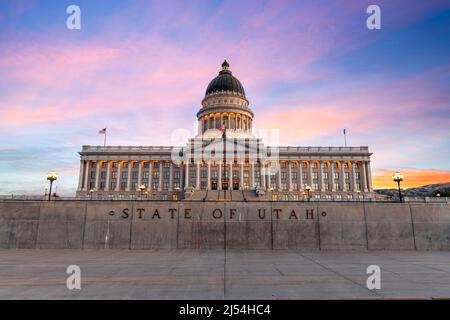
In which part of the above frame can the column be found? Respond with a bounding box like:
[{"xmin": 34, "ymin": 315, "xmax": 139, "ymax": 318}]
[
  {"xmin": 169, "ymin": 162, "xmax": 173, "ymax": 191},
  {"xmin": 196, "ymin": 162, "xmax": 200, "ymax": 189},
  {"xmin": 149, "ymin": 161, "xmax": 153, "ymax": 191},
  {"xmin": 361, "ymin": 161, "xmax": 368, "ymax": 192},
  {"xmin": 287, "ymin": 161, "xmax": 292, "ymax": 191},
  {"xmin": 115, "ymin": 162, "xmax": 121, "ymax": 191},
  {"xmin": 340, "ymin": 161, "xmax": 346, "ymax": 191},
  {"xmin": 185, "ymin": 162, "xmax": 190, "ymax": 190},
  {"xmin": 77, "ymin": 160, "xmax": 84, "ymax": 191},
  {"xmin": 318, "ymin": 160, "xmax": 324, "ymax": 191},
  {"xmin": 137, "ymin": 161, "xmax": 142, "ymax": 188},
  {"xmin": 83, "ymin": 160, "xmax": 90, "ymax": 191},
  {"xmin": 261, "ymin": 162, "xmax": 266, "ymax": 189},
  {"xmin": 105, "ymin": 161, "xmax": 111, "ymax": 191},
  {"xmin": 308, "ymin": 161, "xmax": 313, "ymax": 187},
  {"xmin": 240, "ymin": 161, "xmax": 244, "ymax": 190},
  {"xmin": 277, "ymin": 162, "xmax": 282, "ymax": 191},
  {"xmin": 214, "ymin": 116, "xmax": 216, "ymax": 130},
  {"xmin": 267, "ymin": 162, "xmax": 271, "ymax": 189},
  {"xmin": 126, "ymin": 162, "xmax": 132, "ymax": 191},
  {"xmin": 330, "ymin": 161, "xmax": 335, "ymax": 191},
  {"xmin": 250, "ymin": 162, "xmax": 255, "ymax": 189},
  {"xmin": 220, "ymin": 114, "xmax": 223, "ymax": 128},
  {"xmin": 94, "ymin": 161, "xmax": 100, "ymax": 190},
  {"xmin": 351, "ymin": 161, "xmax": 356, "ymax": 191},
  {"xmin": 218, "ymin": 162, "xmax": 222, "ymax": 190},
  {"xmin": 207, "ymin": 162, "xmax": 211, "ymax": 190},
  {"xmin": 158, "ymin": 161, "xmax": 163, "ymax": 191},
  {"xmin": 229, "ymin": 162, "xmax": 233, "ymax": 188},
  {"xmin": 298, "ymin": 161, "xmax": 303, "ymax": 191},
  {"xmin": 367, "ymin": 161, "xmax": 373, "ymax": 192}
]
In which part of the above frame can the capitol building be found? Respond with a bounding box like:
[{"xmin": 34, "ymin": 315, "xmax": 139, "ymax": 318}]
[{"xmin": 76, "ymin": 60, "xmax": 374, "ymax": 201}]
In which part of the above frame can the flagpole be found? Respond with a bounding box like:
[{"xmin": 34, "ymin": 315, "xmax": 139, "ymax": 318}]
[
  {"xmin": 104, "ymin": 130, "xmax": 107, "ymax": 147},
  {"xmin": 344, "ymin": 129, "xmax": 347, "ymax": 147}
]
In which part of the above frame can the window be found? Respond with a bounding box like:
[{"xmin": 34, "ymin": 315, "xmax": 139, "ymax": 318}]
[
  {"xmin": 292, "ymin": 194, "xmax": 299, "ymax": 201},
  {"xmin": 112, "ymin": 162, "xmax": 117, "ymax": 168},
  {"xmin": 190, "ymin": 171, "xmax": 196, "ymax": 178},
  {"xmin": 356, "ymin": 172, "xmax": 360, "ymax": 179},
  {"xmin": 110, "ymin": 182, "xmax": 116, "ymax": 190},
  {"xmin": 122, "ymin": 172, "xmax": 128, "ymax": 180},
  {"xmin": 255, "ymin": 171, "xmax": 260, "ymax": 178},
  {"xmin": 112, "ymin": 171, "xmax": 117, "ymax": 179},
  {"xmin": 164, "ymin": 171, "xmax": 170, "ymax": 179},
  {"xmin": 163, "ymin": 182, "xmax": 169, "ymax": 190},
  {"xmin": 272, "ymin": 194, "xmax": 278, "ymax": 201},
  {"xmin": 280, "ymin": 162, "xmax": 287, "ymax": 169},
  {"xmin": 120, "ymin": 182, "xmax": 127, "ymax": 190},
  {"xmin": 313, "ymin": 183, "xmax": 319, "ymax": 190},
  {"xmin": 291, "ymin": 162, "xmax": 297, "ymax": 169},
  {"xmin": 212, "ymin": 170, "xmax": 217, "ymax": 178},
  {"xmin": 345, "ymin": 172, "xmax": 350, "ymax": 180},
  {"xmin": 313, "ymin": 172, "xmax": 318, "ymax": 179},
  {"xmin": 302, "ymin": 163, "xmax": 307, "ymax": 169},
  {"xmin": 101, "ymin": 171, "xmax": 106, "ymax": 179},
  {"xmin": 281, "ymin": 182, "xmax": 287, "ymax": 190},
  {"xmin": 324, "ymin": 184, "xmax": 329, "ymax": 191},
  {"xmin": 143, "ymin": 172, "xmax": 149, "ymax": 179},
  {"xmin": 144, "ymin": 162, "xmax": 149, "ymax": 168},
  {"xmin": 132, "ymin": 171, "xmax": 138, "ymax": 179},
  {"xmin": 164, "ymin": 162, "xmax": 170, "ymax": 168},
  {"xmin": 233, "ymin": 170, "xmax": 238, "ymax": 178},
  {"xmin": 292, "ymin": 172, "xmax": 297, "ymax": 179},
  {"xmin": 282, "ymin": 194, "xmax": 288, "ymax": 201},
  {"xmin": 344, "ymin": 163, "xmax": 349, "ymax": 169},
  {"xmin": 100, "ymin": 182, "xmax": 105, "ymax": 190},
  {"xmin": 133, "ymin": 162, "xmax": 139, "ymax": 169},
  {"xmin": 302, "ymin": 172, "xmax": 307, "ymax": 180},
  {"xmin": 131, "ymin": 182, "xmax": 137, "ymax": 190},
  {"xmin": 281, "ymin": 172, "xmax": 287, "ymax": 180},
  {"xmin": 174, "ymin": 171, "xmax": 180, "ymax": 179},
  {"xmin": 101, "ymin": 162, "xmax": 107, "ymax": 169},
  {"xmin": 312, "ymin": 163, "xmax": 318, "ymax": 169},
  {"xmin": 323, "ymin": 172, "xmax": 328, "ymax": 180},
  {"xmin": 244, "ymin": 171, "xmax": 249, "ymax": 178},
  {"xmin": 90, "ymin": 172, "xmax": 96, "ymax": 179},
  {"xmin": 123, "ymin": 162, "xmax": 128, "ymax": 169},
  {"xmin": 292, "ymin": 182, "xmax": 298, "ymax": 190},
  {"xmin": 334, "ymin": 172, "xmax": 339, "ymax": 179},
  {"xmin": 334, "ymin": 183, "xmax": 340, "ymax": 190},
  {"xmin": 201, "ymin": 170, "xmax": 207, "ymax": 178}
]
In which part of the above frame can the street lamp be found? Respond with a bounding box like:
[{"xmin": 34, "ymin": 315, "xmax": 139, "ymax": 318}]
[
  {"xmin": 357, "ymin": 190, "xmax": 361, "ymax": 202},
  {"xmin": 139, "ymin": 185, "xmax": 146, "ymax": 200},
  {"xmin": 46, "ymin": 171, "xmax": 58, "ymax": 201},
  {"xmin": 305, "ymin": 185, "xmax": 312, "ymax": 202},
  {"xmin": 392, "ymin": 172, "xmax": 404, "ymax": 203},
  {"xmin": 89, "ymin": 189, "xmax": 94, "ymax": 200}
]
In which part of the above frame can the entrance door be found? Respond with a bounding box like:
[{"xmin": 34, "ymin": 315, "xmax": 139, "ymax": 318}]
[
  {"xmin": 233, "ymin": 182, "xmax": 239, "ymax": 190},
  {"xmin": 222, "ymin": 182, "xmax": 229, "ymax": 190},
  {"xmin": 211, "ymin": 181, "xmax": 217, "ymax": 190}
]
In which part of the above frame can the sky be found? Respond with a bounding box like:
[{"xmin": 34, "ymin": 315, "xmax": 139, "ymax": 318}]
[{"xmin": 0, "ymin": 0, "xmax": 449, "ymax": 195}]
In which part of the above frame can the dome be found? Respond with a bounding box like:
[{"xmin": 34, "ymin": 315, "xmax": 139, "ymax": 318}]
[{"xmin": 205, "ymin": 59, "xmax": 246, "ymax": 97}]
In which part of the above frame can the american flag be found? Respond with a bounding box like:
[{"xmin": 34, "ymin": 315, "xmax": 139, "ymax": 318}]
[
  {"xmin": 220, "ymin": 123, "xmax": 226, "ymax": 138},
  {"xmin": 98, "ymin": 128, "xmax": 106, "ymax": 134}
]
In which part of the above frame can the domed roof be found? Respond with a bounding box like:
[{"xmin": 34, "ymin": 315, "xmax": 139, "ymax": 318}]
[{"xmin": 205, "ymin": 59, "xmax": 246, "ymax": 97}]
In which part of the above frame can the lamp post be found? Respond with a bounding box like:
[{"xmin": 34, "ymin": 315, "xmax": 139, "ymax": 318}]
[
  {"xmin": 305, "ymin": 185, "xmax": 312, "ymax": 202},
  {"xmin": 357, "ymin": 190, "xmax": 361, "ymax": 202},
  {"xmin": 139, "ymin": 185, "xmax": 146, "ymax": 200},
  {"xmin": 89, "ymin": 189, "xmax": 94, "ymax": 200},
  {"xmin": 46, "ymin": 172, "xmax": 58, "ymax": 201},
  {"xmin": 392, "ymin": 172, "xmax": 404, "ymax": 203}
]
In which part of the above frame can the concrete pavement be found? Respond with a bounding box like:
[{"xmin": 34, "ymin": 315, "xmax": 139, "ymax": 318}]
[{"xmin": 0, "ymin": 250, "xmax": 450, "ymax": 299}]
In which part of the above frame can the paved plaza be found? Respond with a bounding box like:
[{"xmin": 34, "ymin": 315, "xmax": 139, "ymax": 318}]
[{"xmin": 0, "ymin": 250, "xmax": 449, "ymax": 299}]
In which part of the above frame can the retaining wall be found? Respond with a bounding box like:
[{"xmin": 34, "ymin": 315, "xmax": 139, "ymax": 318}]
[{"xmin": 0, "ymin": 201, "xmax": 449, "ymax": 250}]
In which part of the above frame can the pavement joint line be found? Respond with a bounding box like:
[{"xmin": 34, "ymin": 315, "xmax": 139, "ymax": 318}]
[
  {"xmin": 295, "ymin": 251, "xmax": 382, "ymax": 297},
  {"xmin": 371, "ymin": 252, "xmax": 450, "ymax": 275}
]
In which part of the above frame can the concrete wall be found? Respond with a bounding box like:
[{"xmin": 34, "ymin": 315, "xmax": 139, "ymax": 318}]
[{"xmin": 0, "ymin": 201, "xmax": 449, "ymax": 250}]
